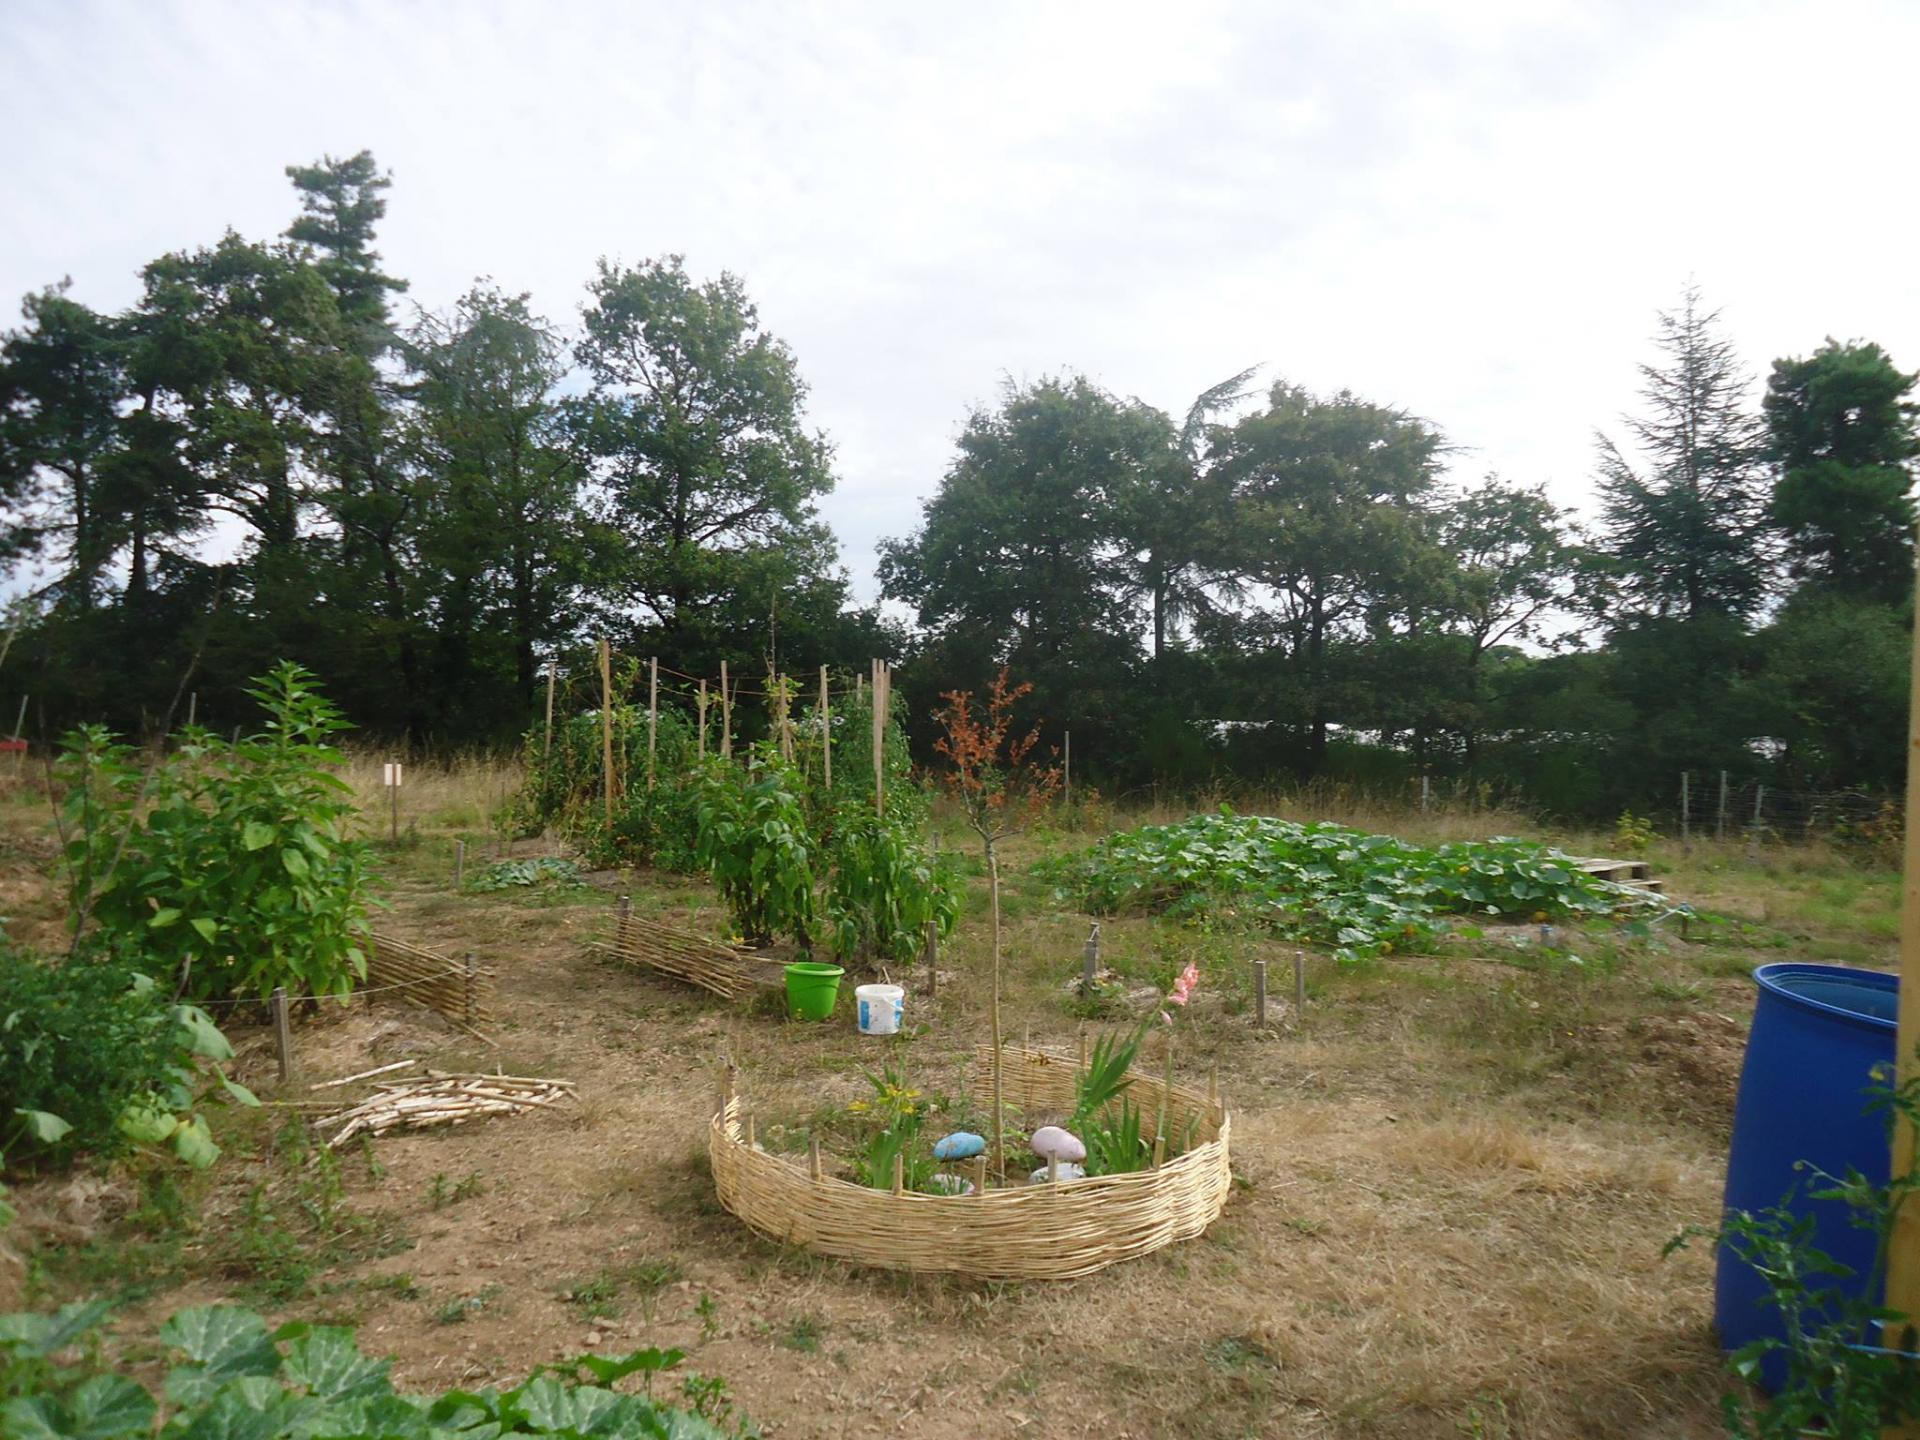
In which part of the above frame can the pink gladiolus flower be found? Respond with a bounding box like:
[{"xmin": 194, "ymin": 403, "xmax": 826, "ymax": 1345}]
[{"xmin": 1167, "ymin": 962, "xmax": 1199, "ymax": 1007}]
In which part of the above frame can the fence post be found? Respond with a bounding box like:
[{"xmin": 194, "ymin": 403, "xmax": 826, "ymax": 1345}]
[
  {"xmin": 1253, "ymin": 958, "xmax": 1268, "ymax": 1028},
  {"xmin": 1680, "ymin": 771, "xmax": 1691, "ymax": 851},
  {"xmin": 1081, "ymin": 922, "xmax": 1100, "ymax": 994},
  {"xmin": 719, "ymin": 660, "xmax": 731, "ymax": 759},
  {"xmin": 870, "ymin": 659, "xmax": 886, "ymax": 819},
  {"xmin": 544, "ymin": 661, "xmax": 556, "ymax": 768},
  {"xmin": 1717, "ymin": 770, "xmax": 1729, "ymax": 842},
  {"xmin": 1750, "ymin": 784, "xmax": 1766, "ymax": 856},
  {"xmin": 464, "ymin": 953, "xmax": 476, "ymax": 1030},
  {"xmin": 1294, "ymin": 950, "xmax": 1306, "ymax": 1018},
  {"xmin": 1064, "ymin": 730, "xmax": 1072, "ymax": 818},
  {"xmin": 1421, "ymin": 775, "xmax": 1431, "ymax": 814},
  {"xmin": 697, "ymin": 680, "xmax": 708, "ymax": 760},
  {"xmin": 271, "ymin": 987, "xmax": 292, "ymax": 1082},
  {"xmin": 454, "ymin": 839, "xmax": 466, "ymax": 891},
  {"xmin": 617, "ymin": 894, "xmax": 633, "ymax": 952}
]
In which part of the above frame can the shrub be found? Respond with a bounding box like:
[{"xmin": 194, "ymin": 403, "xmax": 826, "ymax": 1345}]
[
  {"xmin": 59, "ymin": 662, "xmax": 373, "ymax": 1004},
  {"xmin": 821, "ymin": 812, "xmax": 960, "ymax": 966},
  {"xmin": 0, "ymin": 949, "xmax": 256, "ymax": 1171},
  {"xmin": 0, "ymin": 1302, "xmax": 751, "ymax": 1438},
  {"xmin": 694, "ymin": 752, "xmax": 815, "ymax": 946}
]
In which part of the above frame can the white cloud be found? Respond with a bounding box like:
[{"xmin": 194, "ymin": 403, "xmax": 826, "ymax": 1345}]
[{"xmin": 3, "ymin": 0, "xmax": 1915, "ymax": 601}]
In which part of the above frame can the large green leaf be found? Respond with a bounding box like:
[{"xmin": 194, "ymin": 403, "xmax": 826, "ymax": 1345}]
[
  {"xmin": 60, "ymin": 1375, "xmax": 157, "ymax": 1440},
  {"xmin": 16, "ymin": 1108, "xmax": 72, "ymax": 1144},
  {"xmin": 240, "ymin": 821, "xmax": 275, "ymax": 852},
  {"xmin": 280, "ymin": 1326, "xmax": 391, "ymax": 1401},
  {"xmin": 159, "ymin": 1307, "xmax": 280, "ymax": 1403},
  {"xmin": 0, "ymin": 1301, "xmax": 112, "ymax": 1358},
  {"xmin": 171, "ymin": 1114, "xmax": 219, "ymax": 1169}
]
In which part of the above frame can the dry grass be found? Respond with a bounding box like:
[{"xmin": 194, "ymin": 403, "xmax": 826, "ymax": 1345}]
[{"xmin": 10, "ymin": 760, "xmax": 1891, "ymax": 1437}]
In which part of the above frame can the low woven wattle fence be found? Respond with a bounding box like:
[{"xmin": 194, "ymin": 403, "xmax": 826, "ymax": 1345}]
[
  {"xmin": 589, "ymin": 912, "xmax": 787, "ymax": 1001},
  {"xmin": 365, "ymin": 932, "xmax": 495, "ymax": 1034},
  {"xmin": 709, "ymin": 1043, "xmax": 1232, "ymax": 1280}
]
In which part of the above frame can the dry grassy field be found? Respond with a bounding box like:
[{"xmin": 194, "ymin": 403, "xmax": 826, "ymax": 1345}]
[{"xmin": 0, "ymin": 755, "xmax": 1900, "ymax": 1439}]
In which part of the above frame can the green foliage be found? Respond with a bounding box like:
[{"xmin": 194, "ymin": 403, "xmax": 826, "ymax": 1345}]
[
  {"xmin": 517, "ymin": 703, "xmax": 706, "ymax": 871},
  {"xmin": 58, "ymin": 662, "xmax": 372, "ymax": 1005},
  {"xmin": 1668, "ymin": 1072, "xmax": 1920, "ymax": 1436},
  {"xmin": 820, "ymin": 812, "xmax": 960, "ymax": 966},
  {"xmin": 0, "ymin": 1302, "xmax": 748, "ymax": 1438},
  {"xmin": 694, "ymin": 753, "xmax": 816, "ymax": 946},
  {"xmin": 467, "ymin": 857, "xmax": 583, "ymax": 893},
  {"xmin": 1612, "ymin": 811, "xmax": 1658, "ymax": 854},
  {"xmin": 1048, "ymin": 808, "xmax": 1642, "ymax": 963},
  {"xmin": 0, "ymin": 951, "xmax": 255, "ymax": 1171},
  {"xmin": 843, "ymin": 1060, "xmax": 945, "ymax": 1193}
]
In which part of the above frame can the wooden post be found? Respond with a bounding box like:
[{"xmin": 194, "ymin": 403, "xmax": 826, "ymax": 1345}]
[
  {"xmin": 1750, "ymin": 784, "xmax": 1766, "ymax": 856},
  {"xmin": 647, "ymin": 657, "xmax": 658, "ymax": 790},
  {"xmin": 719, "ymin": 660, "xmax": 731, "ymax": 759},
  {"xmin": 809, "ymin": 1138, "xmax": 822, "ymax": 1181},
  {"xmin": 924, "ymin": 831, "xmax": 939, "ymax": 995},
  {"xmin": 1064, "ymin": 730, "xmax": 1072, "ymax": 817},
  {"xmin": 819, "ymin": 665, "xmax": 831, "ymax": 789},
  {"xmin": 388, "ymin": 761, "xmax": 400, "ymax": 842},
  {"xmin": 617, "ymin": 894, "xmax": 633, "ymax": 951},
  {"xmin": 697, "ymin": 680, "xmax": 709, "ymax": 760},
  {"xmin": 972, "ymin": 1152, "xmax": 987, "ymax": 1196},
  {"xmin": 1151, "ymin": 1134, "xmax": 1165, "ymax": 1169},
  {"xmin": 598, "ymin": 638, "xmax": 615, "ymax": 827},
  {"xmin": 186, "ymin": 692, "xmax": 197, "ymax": 728},
  {"xmin": 891, "ymin": 1150, "xmax": 905, "ymax": 1197},
  {"xmin": 1421, "ymin": 774, "xmax": 1431, "ymax": 814},
  {"xmin": 271, "ymin": 987, "xmax": 292, "ymax": 1082},
  {"xmin": 1884, "ymin": 569, "xmax": 1920, "ymax": 1371},
  {"xmin": 1681, "ymin": 771, "xmax": 1691, "ymax": 850},
  {"xmin": 9, "ymin": 695, "xmax": 23, "ymax": 771},
  {"xmin": 1081, "ymin": 922, "xmax": 1100, "ymax": 993},
  {"xmin": 1294, "ymin": 950, "xmax": 1306, "ymax": 1017},
  {"xmin": 1047, "ymin": 1153, "xmax": 1060, "ymax": 1184},
  {"xmin": 463, "ymin": 953, "xmax": 476, "ymax": 1030},
  {"xmin": 1254, "ymin": 958, "xmax": 1268, "ymax": 1028},
  {"xmin": 871, "ymin": 659, "xmax": 885, "ymax": 818},
  {"xmin": 543, "ymin": 662, "xmax": 557, "ymax": 768},
  {"xmin": 454, "ymin": 839, "xmax": 466, "ymax": 891},
  {"xmin": 1717, "ymin": 769, "xmax": 1729, "ymax": 842}
]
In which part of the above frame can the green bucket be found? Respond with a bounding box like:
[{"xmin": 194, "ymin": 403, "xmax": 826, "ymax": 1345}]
[{"xmin": 784, "ymin": 962, "xmax": 845, "ymax": 1021}]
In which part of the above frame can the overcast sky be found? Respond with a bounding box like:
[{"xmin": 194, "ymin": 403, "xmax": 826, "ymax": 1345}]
[{"xmin": 4, "ymin": 0, "xmax": 1916, "ymax": 603}]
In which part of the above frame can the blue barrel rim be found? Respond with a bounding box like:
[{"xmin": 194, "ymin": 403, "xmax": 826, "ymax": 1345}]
[{"xmin": 1753, "ymin": 962, "xmax": 1897, "ymax": 1036}]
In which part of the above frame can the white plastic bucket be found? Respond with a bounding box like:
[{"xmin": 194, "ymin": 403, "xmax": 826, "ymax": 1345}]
[{"xmin": 855, "ymin": 983, "xmax": 904, "ymax": 1036}]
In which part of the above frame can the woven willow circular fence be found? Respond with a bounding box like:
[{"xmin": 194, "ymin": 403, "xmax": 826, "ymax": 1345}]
[{"xmin": 709, "ymin": 1043, "xmax": 1232, "ymax": 1280}]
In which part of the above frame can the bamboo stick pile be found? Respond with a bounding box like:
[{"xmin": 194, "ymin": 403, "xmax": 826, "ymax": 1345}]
[
  {"xmin": 366, "ymin": 931, "xmax": 495, "ymax": 1031},
  {"xmin": 312, "ymin": 1063, "xmax": 575, "ymax": 1147},
  {"xmin": 588, "ymin": 913, "xmax": 788, "ymax": 1001}
]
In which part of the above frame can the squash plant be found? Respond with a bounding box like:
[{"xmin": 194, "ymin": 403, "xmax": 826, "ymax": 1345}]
[{"xmin": 59, "ymin": 662, "xmax": 373, "ymax": 1004}]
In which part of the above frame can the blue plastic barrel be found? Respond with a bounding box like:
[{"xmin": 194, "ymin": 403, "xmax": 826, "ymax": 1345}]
[{"xmin": 1716, "ymin": 962, "xmax": 1898, "ymax": 1383}]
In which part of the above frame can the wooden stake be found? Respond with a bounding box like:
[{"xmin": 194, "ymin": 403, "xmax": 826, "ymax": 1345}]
[
  {"xmin": 924, "ymin": 831, "xmax": 939, "ymax": 995},
  {"xmin": 1047, "ymin": 1153, "xmax": 1060, "ymax": 1184},
  {"xmin": 892, "ymin": 1150, "xmax": 905, "ymax": 1196},
  {"xmin": 719, "ymin": 660, "xmax": 731, "ymax": 759},
  {"xmin": 809, "ymin": 1138, "xmax": 823, "ymax": 1180},
  {"xmin": 1254, "ymin": 958, "xmax": 1268, "ymax": 1028},
  {"xmin": 697, "ymin": 680, "xmax": 709, "ymax": 760},
  {"xmin": 389, "ymin": 760, "xmax": 400, "ymax": 842},
  {"xmin": 972, "ymin": 1152, "xmax": 987, "ymax": 1196},
  {"xmin": 1885, "ymin": 569, "xmax": 1920, "ymax": 1368},
  {"xmin": 1717, "ymin": 769, "xmax": 1729, "ymax": 842},
  {"xmin": 871, "ymin": 659, "xmax": 885, "ymax": 818},
  {"xmin": 271, "ymin": 987, "xmax": 292, "ymax": 1082},
  {"xmin": 464, "ymin": 953, "xmax": 477, "ymax": 1029},
  {"xmin": 598, "ymin": 638, "xmax": 615, "ymax": 827},
  {"xmin": 1151, "ymin": 1134, "xmax": 1165, "ymax": 1170},
  {"xmin": 989, "ymin": 848, "xmax": 1004, "ymax": 1185},
  {"xmin": 819, "ymin": 665, "xmax": 831, "ymax": 789},
  {"xmin": 454, "ymin": 839, "xmax": 466, "ymax": 891},
  {"xmin": 647, "ymin": 657, "xmax": 658, "ymax": 789},
  {"xmin": 1294, "ymin": 950, "xmax": 1306, "ymax": 1017},
  {"xmin": 1064, "ymin": 729, "xmax": 1072, "ymax": 817},
  {"xmin": 617, "ymin": 894, "xmax": 633, "ymax": 950},
  {"xmin": 544, "ymin": 661, "xmax": 556, "ymax": 768},
  {"xmin": 186, "ymin": 692, "xmax": 196, "ymax": 728},
  {"xmin": 1421, "ymin": 774, "xmax": 1431, "ymax": 813},
  {"xmin": 1681, "ymin": 770, "xmax": 1691, "ymax": 851},
  {"xmin": 1081, "ymin": 922, "xmax": 1100, "ymax": 993}
]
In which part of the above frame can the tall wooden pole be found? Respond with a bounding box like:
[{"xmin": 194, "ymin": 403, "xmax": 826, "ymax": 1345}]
[
  {"xmin": 871, "ymin": 659, "xmax": 885, "ymax": 819},
  {"xmin": 819, "ymin": 665, "xmax": 832, "ymax": 789},
  {"xmin": 544, "ymin": 661, "xmax": 557, "ymax": 768},
  {"xmin": 719, "ymin": 661, "xmax": 732, "ymax": 759},
  {"xmin": 1882, "ymin": 560, "xmax": 1920, "ymax": 1366},
  {"xmin": 988, "ymin": 848, "xmax": 1004, "ymax": 1185},
  {"xmin": 598, "ymin": 638, "xmax": 615, "ymax": 828},
  {"xmin": 697, "ymin": 680, "xmax": 709, "ymax": 761},
  {"xmin": 647, "ymin": 657, "xmax": 659, "ymax": 790},
  {"xmin": 1064, "ymin": 730, "xmax": 1072, "ymax": 814}
]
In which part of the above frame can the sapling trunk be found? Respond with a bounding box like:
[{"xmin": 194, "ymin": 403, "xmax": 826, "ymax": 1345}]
[{"xmin": 989, "ymin": 845, "xmax": 1004, "ymax": 1186}]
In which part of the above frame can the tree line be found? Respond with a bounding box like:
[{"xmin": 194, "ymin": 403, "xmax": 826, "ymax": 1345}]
[{"xmin": 2, "ymin": 152, "xmax": 1914, "ymax": 818}]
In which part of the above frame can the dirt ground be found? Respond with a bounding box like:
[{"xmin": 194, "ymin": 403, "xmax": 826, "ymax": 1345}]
[{"xmin": 7, "ymin": 782, "xmax": 1862, "ymax": 1439}]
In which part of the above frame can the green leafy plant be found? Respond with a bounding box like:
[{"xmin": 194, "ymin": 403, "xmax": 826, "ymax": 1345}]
[
  {"xmin": 58, "ymin": 662, "xmax": 373, "ymax": 1004},
  {"xmin": 0, "ymin": 1302, "xmax": 749, "ymax": 1437},
  {"xmin": 1669, "ymin": 1071, "xmax": 1920, "ymax": 1436},
  {"xmin": 1613, "ymin": 811, "xmax": 1659, "ymax": 854},
  {"xmin": 1047, "ymin": 808, "xmax": 1648, "ymax": 963},
  {"xmin": 844, "ymin": 1059, "xmax": 944, "ymax": 1193},
  {"xmin": 467, "ymin": 856, "xmax": 584, "ymax": 893},
  {"xmin": 821, "ymin": 811, "xmax": 961, "ymax": 965},
  {"xmin": 694, "ymin": 751, "xmax": 816, "ymax": 947},
  {"xmin": 0, "ymin": 952, "xmax": 255, "ymax": 1171}
]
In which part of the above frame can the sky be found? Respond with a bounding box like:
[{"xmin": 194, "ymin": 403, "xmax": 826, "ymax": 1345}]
[{"xmin": 3, "ymin": 0, "xmax": 1917, "ymax": 604}]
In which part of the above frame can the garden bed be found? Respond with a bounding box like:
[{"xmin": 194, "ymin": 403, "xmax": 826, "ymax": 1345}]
[{"xmin": 708, "ymin": 1042, "xmax": 1231, "ymax": 1280}]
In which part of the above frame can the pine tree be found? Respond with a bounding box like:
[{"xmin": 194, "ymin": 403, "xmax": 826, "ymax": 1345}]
[{"xmin": 1595, "ymin": 285, "xmax": 1767, "ymax": 622}]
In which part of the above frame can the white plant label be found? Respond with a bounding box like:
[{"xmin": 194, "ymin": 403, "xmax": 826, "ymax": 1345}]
[{"xmin": 384, "ymin": 762, "xmax": 404, "ymax": 787}]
